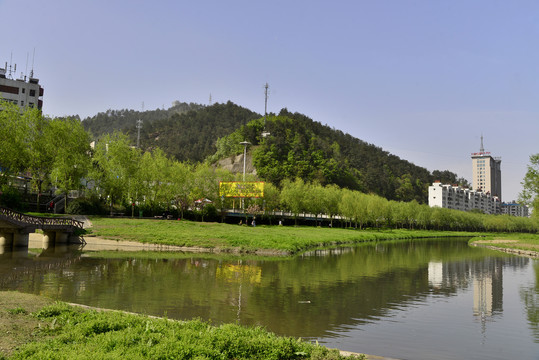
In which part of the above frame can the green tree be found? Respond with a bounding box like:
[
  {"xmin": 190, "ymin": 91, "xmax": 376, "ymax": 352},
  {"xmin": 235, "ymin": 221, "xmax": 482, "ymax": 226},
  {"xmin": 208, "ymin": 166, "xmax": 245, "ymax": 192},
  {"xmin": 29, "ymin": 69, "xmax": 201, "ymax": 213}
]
[
  {"xmin": 173, "ymin": 162, "xmax": 195, "ymax": 219},
  {"xmin": 0, "ymin": 100, "xmax": 32, "ymax": 184},
  {"xmin": 304, "ymin": 182, "xmax": 325, "ymax": 226},
  {"xmin": 49, "ymin": 117, "xmax": 91, "ymax": 205},
  {"xmin": 138, "ymin": 148, "xmax": 177, "ymax": 212},
  {"xmin": 28, "ymin": 114, "xmax": 55, "ymax": 210},
  {"xmin": 323, "ymin": 184, "xmax": 342, "ymax": 227},
  {"xmin": 90, "ymin": 132, "xmax": 140, "ymax": 214},
  {"xmin": 280, "ymin": 178, "xmax": 308, "ymax": 225},
  {"xmin": 519, "ymin": 153, "xmax": 539, "ymax": 218},
  {"xmin": 395, "ymin": 174, "xmax": 415, "ymax": 201}
]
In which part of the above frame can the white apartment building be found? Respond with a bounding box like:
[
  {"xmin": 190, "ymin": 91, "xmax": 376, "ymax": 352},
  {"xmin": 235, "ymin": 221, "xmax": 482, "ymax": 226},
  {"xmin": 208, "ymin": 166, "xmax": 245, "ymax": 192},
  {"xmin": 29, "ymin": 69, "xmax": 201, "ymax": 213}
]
[
  {"xmin": 501, "ymin": 202, "xmax": 529, "ymax": 217},
  {"xmin": 471, "ymin": 136, "xmax": 501, "ymax": 200},
  {"xmin": 428, "ymin": 181, "xmax": 500, "ymax": 214},
  {"xmin": 0, "ymin": 62, "xmax": 44, "ymax": 110}
]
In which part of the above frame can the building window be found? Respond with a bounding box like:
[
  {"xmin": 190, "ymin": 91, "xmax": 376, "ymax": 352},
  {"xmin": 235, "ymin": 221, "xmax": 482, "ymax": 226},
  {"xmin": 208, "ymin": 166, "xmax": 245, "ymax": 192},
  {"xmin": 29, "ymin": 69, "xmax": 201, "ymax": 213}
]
[
  {"xmin": 29, "ymin": 89, "xmax": 36, "ymax": 97},
  {"xmin": 22, "ymin": 88, "xmax": 25, "ymax": 94}
]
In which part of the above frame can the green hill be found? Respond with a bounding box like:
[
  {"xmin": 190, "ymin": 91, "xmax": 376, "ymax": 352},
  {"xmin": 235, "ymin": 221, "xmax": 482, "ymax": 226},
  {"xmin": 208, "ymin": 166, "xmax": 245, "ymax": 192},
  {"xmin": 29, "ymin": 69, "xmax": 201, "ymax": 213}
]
[
  {"xmin": 81, "ymin": 101, "xmax": 205, "ymax": 139},
  {"xmin": 81, "ymin": 101, "xmax": 466, "ymax": 203},
  {"xmin": 209, "ymin": 108, "xmax": 466, "ymax": 203}
]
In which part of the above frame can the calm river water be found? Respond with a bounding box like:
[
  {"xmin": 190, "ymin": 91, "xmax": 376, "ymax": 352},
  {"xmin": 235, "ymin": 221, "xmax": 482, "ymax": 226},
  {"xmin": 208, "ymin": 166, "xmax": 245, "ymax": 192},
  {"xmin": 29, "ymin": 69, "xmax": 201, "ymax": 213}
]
[{"xmin": 0, "ymin": 238, "xmax": 537, "ymax": 360}]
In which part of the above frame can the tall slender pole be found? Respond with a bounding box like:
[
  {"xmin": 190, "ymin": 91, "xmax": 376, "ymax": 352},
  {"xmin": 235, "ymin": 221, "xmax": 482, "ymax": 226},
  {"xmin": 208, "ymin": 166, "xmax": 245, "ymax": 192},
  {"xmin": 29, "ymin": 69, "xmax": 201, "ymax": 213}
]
[
  {"xmin": 243, "ymin": 145, "xmax": 247, "ymax": 182},
  {"xmin": 264, "ymin": 83, "xmax": 268, "ymax": 129},
  {"xmin": 240, "ymin": 141, "xmax": 250, "ymax": 211}
]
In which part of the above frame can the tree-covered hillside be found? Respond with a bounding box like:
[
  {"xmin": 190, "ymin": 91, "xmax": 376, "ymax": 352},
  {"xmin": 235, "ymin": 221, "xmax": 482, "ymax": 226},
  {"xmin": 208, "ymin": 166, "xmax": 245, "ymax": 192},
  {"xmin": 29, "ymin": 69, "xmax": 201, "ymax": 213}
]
[
  {"xmin": 210, "ymin": 109, "xmax": 466, "ymax": 203},
  {"xmin": 137, "ymin": 102, "xmax": 260, "ymax": 163},
  {"xmin": 81, "ymin": 101, "xmax": 467, "ymax": 203},
  {"xmin": 82, "ymin": 101, "xmax": 205, "ymax": 139}
]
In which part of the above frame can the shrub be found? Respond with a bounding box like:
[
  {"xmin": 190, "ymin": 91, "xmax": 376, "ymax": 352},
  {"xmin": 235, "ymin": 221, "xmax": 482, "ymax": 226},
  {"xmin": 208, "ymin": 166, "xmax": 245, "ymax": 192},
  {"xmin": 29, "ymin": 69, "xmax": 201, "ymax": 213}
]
[
  {"xmin": 0, "ymin": 185, "xmax": 23, "ymax": 210},
  {"xmin": 66, "ymin": 196, "xmax": 108, "ymax": 215}
]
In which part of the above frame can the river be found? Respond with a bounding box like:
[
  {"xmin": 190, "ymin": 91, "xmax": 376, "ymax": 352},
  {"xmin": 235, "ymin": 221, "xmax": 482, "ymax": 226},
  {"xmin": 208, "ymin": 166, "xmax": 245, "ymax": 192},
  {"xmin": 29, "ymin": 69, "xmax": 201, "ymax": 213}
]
[{"xmin": 0, "ymin": 237, "xmax": 537, "ymax": 359}]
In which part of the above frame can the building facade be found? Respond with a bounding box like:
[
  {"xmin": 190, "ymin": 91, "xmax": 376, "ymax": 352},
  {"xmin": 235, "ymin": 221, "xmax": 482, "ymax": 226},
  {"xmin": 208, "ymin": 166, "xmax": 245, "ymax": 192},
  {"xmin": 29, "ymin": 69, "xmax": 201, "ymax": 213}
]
[
  {"xmin": 0, "ymin": 63, "xmax": 44, "ymax": 110},
  {"xmin": 471, "ymin": 136, "xmax": 501, "ymax": 200},
  {"xmin": 428, "ymin": 181, "xmax": 500, "ymax": 214},
  {"xmin": 501, "ymin": 202, "xmax": 529, "ymax": 217}
]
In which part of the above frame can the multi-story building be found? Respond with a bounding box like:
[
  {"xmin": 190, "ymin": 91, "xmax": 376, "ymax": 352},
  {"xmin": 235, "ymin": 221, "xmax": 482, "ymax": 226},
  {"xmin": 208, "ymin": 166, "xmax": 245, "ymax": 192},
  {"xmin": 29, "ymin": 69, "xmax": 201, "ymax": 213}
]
[
  {"xmin": 0, "ymin": 62, "xmax": 44, "ymax": 110},
  {"xmin": 471, "ymin": 136, "xmax": 501, "ymax": 201},
  {"xmin": 428, "ymin": 181, "xmax": 500, "ymax": 214},
  {"xmin": 501, "ymin": 202, "xmax": 529, "ymax": 217}
]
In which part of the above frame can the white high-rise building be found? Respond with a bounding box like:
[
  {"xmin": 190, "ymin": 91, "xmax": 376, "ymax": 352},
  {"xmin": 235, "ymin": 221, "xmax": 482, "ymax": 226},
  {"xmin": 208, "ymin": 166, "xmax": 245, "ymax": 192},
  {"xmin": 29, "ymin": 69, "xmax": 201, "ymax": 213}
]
[{"xmin": 471, "ymin": 136, "xmax": 501, "ymax": 201}]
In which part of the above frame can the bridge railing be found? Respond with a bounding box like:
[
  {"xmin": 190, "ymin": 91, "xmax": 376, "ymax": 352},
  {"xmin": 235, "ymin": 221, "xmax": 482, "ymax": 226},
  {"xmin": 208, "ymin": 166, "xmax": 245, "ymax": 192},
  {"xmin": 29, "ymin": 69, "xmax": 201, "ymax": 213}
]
[{"xmin": 0, "ymin": 207, "xmax": 84, "ymax": 230}]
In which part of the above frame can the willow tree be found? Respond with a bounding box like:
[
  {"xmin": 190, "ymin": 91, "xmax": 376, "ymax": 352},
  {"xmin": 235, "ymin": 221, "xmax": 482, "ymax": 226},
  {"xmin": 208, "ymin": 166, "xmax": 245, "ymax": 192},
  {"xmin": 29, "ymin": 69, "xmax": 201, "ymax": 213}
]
[
  {"xmin": 519, "ymin": 153, "xmax": 539, "ymax": 218},
  {"xmin": 90, "ymin": 132, "xmax": 141, "ymax": 214}
]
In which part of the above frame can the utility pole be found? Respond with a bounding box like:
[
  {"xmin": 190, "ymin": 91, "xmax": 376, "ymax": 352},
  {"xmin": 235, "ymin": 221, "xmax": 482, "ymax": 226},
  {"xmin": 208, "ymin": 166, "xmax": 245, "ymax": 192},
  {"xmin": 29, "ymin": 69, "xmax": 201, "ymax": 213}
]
[{"xmin": 136, "ymin": 102, "xmax": 144, "ymax": 148}]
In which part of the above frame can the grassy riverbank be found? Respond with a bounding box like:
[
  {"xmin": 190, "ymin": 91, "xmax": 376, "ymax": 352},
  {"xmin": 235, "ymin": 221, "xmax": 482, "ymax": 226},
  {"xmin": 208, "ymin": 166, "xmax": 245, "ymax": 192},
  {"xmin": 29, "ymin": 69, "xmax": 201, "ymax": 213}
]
[
  {"xmin": 86, "ymin": 217, "xmax": 477, "ymax": 254},
  {"xmin": 0, "ymin": 291, "xmax": 363, "ymax": 360},
  {"xmin": 470, "ymin": 233, "xmax": 539, "ymax": 257}
]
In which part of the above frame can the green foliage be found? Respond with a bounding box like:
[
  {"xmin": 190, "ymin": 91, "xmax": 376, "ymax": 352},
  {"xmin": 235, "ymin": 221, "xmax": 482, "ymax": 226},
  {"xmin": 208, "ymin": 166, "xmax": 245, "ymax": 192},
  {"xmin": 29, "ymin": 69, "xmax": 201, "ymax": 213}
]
[
  {"xmin": 90, "ymin": 132, "xmax": 142, "ymax": 213},
  {"xmin": 0, "ymin": 184, "xmax": 23, "ymax": 210},
  {"xmin": 519, "ymin": 153, "xmax": 539, "ymax": 217},
  {"xmin": 7, "ymin": 307, "xmax": 27, "ymax": 315},
  {"xmin": 201, "ymin": 203, "xmax": 219, "ymax": 222},
  {"xmin": 81, "ymin": 102, "xmax": 205, "ymax": 140},
  {"xmin": 48, "ymin": 117, "xmax": 92, "ymax": 196},
  {"xmin": 139, "ymin": 101, "xmax": 260, "ymax": 163},
  {"xmin": 207, "ymin": 109, "xmax": 461, "ymax": 203},
  {"xmin": 0, "ymin": 102, "xmax": 92, "ymax": 211},
  {"xmin": 11, "ymin": 302, "xmax": 355, "ymax": 359},
  {"xmin": 0, "ymin": 100, "xmax": 34, "ymax": 182},
  {"xmin": 66, "ymin": 196, "xmax": 108, "ymax": 215}
]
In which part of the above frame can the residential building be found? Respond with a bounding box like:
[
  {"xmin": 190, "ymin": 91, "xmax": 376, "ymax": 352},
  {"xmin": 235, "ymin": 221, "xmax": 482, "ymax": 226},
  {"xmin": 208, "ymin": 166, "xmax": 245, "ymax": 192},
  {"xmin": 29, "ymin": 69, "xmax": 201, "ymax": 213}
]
[
  {"xmin": 0, "ymin": 62, "xmax": 44, "ymax": 110},
  {"xmin": 501, "ymin": 202, "xmax": 529, "ymax": 217},
  {"xmin": 471, "ymin": 135, "xmax": 501, "ymax": 201},
  {"xmin": 428, "ymin": 181, "xmax": 500, "ymax": 214}
]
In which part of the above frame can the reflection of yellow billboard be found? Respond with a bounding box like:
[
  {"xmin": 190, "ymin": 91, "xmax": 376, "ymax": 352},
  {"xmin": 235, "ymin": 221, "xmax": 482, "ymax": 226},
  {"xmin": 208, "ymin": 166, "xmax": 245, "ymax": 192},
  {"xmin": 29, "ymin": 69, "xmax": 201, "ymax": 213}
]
[
  {"xmin": 216, "ymin": 264, "xmax": 262, "ymax": 284},
  {"xmin": 219, "ymin": 181, "xmax": 264, "ymax": 198}
]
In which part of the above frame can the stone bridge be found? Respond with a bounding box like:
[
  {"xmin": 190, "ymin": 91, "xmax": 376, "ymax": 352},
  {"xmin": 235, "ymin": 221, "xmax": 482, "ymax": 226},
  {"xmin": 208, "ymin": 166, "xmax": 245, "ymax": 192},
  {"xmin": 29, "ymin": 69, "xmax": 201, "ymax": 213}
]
[{"xmin": 0, "ymin": 207, "xmax": 83, "ymax": 248}]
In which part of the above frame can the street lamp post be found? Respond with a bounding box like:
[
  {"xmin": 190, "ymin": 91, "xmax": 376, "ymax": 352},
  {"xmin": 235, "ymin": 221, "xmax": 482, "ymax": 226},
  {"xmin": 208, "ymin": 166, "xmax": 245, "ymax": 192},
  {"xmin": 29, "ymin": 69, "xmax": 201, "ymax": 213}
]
[
  {"xmin": 240, "ymin": 141, "xmax": 251, "ymax": 182},
  {"xmin": 239, "ymin": 141, "xmax": 251, "ymax": 212}
]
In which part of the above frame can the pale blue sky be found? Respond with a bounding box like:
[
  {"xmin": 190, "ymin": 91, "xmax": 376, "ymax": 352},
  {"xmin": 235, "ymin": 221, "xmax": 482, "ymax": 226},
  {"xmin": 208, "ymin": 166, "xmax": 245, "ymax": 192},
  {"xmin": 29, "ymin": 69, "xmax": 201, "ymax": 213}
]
[{"xmin": 2, "ymin": 0, "xmax": 538, "ymax": 202}]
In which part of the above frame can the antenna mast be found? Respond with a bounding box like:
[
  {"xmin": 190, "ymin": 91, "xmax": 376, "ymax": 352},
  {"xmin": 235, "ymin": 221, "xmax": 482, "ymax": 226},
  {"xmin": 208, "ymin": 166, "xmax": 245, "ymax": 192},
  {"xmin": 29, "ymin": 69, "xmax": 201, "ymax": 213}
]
[
  {"xmin": 30, "ymin": 48, "xmax": 35, "ymax": 78},
  {"xmin": 261, "ymin": 83, "xmax": 270, "ymax": 138},
  {"xmin": 209, "ymin": 93, "xmax": 212, "ymax": 105},
  {"xmin": 480, "ymin": 134, "xmax": 484, "ymax": 153}
]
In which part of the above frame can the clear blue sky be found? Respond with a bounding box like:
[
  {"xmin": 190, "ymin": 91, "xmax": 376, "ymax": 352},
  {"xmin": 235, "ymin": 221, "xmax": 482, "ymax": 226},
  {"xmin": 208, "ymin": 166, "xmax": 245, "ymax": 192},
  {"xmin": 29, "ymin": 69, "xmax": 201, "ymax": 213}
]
[{"xmin": 2, "ymin": 0, "xmax": 538, "ymax": 202}]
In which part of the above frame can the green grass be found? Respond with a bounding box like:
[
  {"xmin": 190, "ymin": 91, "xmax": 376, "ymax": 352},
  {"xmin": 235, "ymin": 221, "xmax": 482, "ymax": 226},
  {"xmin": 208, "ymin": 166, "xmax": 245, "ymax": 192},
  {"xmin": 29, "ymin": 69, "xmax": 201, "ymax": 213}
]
[
  {"xmin": 87, "ymin": 217, "xmax": 478, "ymax": 254},
  {"xmin": 6, "ymin": 301, "xmax": 363, "ymax": 360},
  {"xmin": 470, "ymin": 233, "xmax": 539, "ymax": 254}
]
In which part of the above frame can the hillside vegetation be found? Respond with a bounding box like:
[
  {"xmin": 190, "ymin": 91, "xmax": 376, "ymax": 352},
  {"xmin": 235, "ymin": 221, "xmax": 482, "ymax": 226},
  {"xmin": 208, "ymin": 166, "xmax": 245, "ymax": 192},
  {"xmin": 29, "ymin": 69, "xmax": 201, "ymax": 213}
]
[
  {"xmin": 81, "ymin": 101, "xmax": 466, "ymax": 203},
  {"xmin": 209, "ymin": 108, "xmax": 466, "ymax": 202},
  {"xmin": 82, "ymin": 101, "xmax": 205, "ymax": 140}
]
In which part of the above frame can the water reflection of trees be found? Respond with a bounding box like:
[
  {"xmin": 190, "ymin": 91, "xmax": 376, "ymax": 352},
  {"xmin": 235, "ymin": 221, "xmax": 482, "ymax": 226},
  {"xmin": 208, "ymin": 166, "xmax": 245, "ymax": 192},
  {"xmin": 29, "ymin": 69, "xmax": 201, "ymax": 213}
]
[
  {"xmin": 0, "ymin": 245, "xmax": 83, "ymax": 295},
  {"xmin": 520, "ymin": 261, "xmax": 539, "ymax": 343},
  {"xmin": 0, "ymin": 239, "xmax": 534, "ymax": 340}
]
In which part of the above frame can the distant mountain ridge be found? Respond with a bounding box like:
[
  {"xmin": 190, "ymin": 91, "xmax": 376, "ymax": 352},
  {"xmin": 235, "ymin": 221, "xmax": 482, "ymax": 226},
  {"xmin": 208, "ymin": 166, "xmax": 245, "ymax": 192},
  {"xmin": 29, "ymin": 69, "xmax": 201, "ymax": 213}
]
[{"xmin": 81, "ymin": 101, "xmax": 205, "ymax": 139}]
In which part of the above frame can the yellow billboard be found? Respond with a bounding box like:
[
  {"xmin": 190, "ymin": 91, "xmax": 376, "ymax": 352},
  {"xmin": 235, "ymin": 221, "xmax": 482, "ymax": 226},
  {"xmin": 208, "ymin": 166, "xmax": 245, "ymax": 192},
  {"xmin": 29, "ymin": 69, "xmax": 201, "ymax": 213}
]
[{"xmin": 219, "ymin": 181, "xmax": 264, "ymax": 198}]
